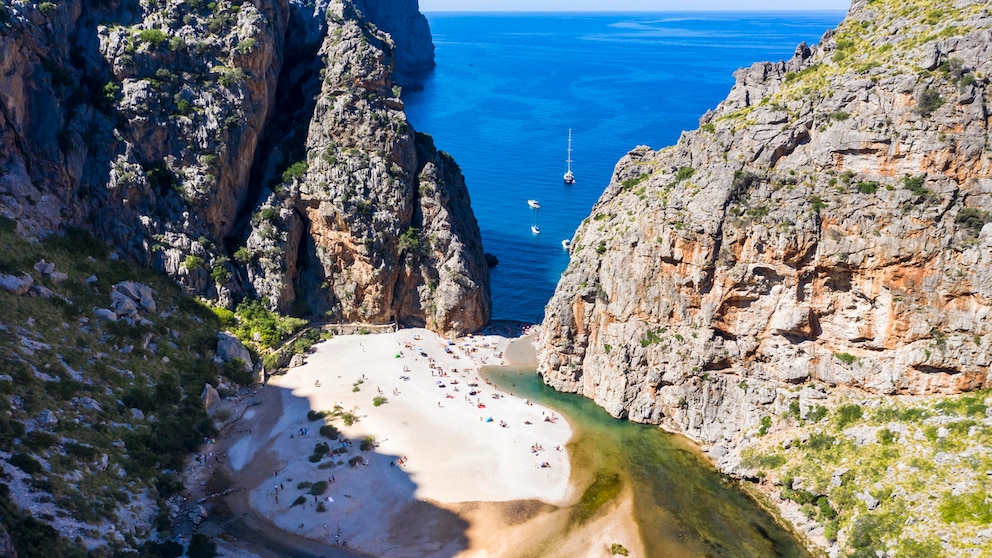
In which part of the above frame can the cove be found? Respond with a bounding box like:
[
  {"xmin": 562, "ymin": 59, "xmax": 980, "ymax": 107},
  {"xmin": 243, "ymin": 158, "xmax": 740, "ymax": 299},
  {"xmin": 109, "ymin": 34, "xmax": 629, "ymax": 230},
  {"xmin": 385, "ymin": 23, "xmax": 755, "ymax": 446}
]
[{"xmin": 483, "ymin": 339, "xmax": 810, "ymax": 557}]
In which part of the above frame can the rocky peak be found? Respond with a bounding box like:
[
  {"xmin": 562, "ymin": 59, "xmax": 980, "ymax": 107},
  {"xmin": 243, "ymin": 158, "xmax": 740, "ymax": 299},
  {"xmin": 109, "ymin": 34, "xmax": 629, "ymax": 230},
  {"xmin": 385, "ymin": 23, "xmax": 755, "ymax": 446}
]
[
  {"xmin": 538, "ymin": 0, "xmax": 992, "ymax": 442},
  {"xmin": 0, "ymin": 0, "xmax": 487, "ymax": 336}
]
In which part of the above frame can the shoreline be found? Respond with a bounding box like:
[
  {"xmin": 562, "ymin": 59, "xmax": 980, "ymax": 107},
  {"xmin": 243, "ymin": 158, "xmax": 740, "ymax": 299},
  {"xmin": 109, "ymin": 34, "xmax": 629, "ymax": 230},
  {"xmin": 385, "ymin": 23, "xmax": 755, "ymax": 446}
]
[
  {"xmin": 186, "ymin": 325, "xmax": 809, "ymax": 558},
  {"xmin": 190, "ymin": 326, "xmax": 575, "ymax": 557}
]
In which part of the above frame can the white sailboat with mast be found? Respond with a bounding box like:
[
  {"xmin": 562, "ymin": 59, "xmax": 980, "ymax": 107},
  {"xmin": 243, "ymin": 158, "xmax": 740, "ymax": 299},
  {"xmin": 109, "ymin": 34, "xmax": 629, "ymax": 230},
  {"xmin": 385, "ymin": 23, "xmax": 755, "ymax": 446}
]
[{"xmin": 563, "ymin": 128, "xmax": 575, "ymax": 185}]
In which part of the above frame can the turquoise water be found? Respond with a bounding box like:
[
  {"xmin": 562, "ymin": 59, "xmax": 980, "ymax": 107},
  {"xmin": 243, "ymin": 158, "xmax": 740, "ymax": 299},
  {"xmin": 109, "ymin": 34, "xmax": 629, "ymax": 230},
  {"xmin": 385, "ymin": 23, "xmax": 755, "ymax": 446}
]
[
  {"xmin": 485, "ymin": 362, "xmax": 810, "ymax": 557},
  {"xmin": 404, "ymin": 11, "xmax": 845, "ymax": 322}
]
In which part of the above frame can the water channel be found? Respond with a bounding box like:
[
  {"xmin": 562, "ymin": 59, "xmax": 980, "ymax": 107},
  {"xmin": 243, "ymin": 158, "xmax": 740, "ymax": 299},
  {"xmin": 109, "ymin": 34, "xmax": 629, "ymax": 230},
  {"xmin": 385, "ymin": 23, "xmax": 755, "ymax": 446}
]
[{"xmin": 482, "ymin": 339, "xmax": 809, "ymax": 558}]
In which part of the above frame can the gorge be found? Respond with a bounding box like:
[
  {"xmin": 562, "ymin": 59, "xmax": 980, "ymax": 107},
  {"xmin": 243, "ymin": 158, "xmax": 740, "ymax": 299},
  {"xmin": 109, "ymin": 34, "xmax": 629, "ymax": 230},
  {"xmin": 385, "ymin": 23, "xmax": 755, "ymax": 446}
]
[
  {"xmin": 2, "ymin": 0, "xmax": 992, "ymax": 556},
  {"xmin": 536, "ymin": 0, "xmax": 992, "ymax": 555}
]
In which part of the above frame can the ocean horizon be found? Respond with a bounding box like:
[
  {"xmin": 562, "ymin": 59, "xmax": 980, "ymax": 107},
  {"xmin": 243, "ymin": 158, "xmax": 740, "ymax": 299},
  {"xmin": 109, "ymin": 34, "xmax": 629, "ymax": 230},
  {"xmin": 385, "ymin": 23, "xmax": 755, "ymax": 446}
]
[{"xmin": 404, "ymin": 11, "xmax": 846, "ymax": 323}]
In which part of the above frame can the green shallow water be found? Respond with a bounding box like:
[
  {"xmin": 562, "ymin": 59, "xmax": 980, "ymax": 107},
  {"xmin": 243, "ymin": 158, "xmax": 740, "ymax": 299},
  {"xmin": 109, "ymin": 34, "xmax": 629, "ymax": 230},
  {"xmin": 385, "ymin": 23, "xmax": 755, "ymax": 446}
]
[{"xmin": 483, "ymin": 364, "xmax": 810, "ymax": 558}]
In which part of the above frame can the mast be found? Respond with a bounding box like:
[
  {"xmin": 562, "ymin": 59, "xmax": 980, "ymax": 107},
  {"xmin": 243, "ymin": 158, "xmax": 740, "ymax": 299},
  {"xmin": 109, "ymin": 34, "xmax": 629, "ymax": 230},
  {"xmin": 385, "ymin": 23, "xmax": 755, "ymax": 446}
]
[
  {"xmin": 567, "ymin": 129, "xmax": 573, "ymax": 172},
  {"xmin": 564, "ymin": 129, "xmax": 575, "ymax": 184}
]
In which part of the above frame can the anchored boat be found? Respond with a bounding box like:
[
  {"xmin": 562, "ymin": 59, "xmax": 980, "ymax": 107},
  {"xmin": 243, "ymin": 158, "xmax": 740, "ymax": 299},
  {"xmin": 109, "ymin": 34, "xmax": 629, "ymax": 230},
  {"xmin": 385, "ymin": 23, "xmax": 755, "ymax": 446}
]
[
  {"xmin": 563, "ymin": 129, "xmax": 575, "ymax": 185},
  {"xmin": 528, "ymin": 200, "xmax": 540, "ymax": 234}
]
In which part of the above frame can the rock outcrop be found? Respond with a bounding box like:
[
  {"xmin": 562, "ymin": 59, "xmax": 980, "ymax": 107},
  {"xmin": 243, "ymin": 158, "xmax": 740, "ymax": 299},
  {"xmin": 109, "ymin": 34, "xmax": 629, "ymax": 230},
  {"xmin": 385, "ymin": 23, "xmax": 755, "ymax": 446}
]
[
  {"xmin": 354, "ymin": 0, "xmax": 435, "ymax": 83},
  {"xmin": 0, "ymin": 0, "xmax": 486, "ymax": 336},
  {"xmin": 240, "ymin": 1, "xmax": 488, "ymax": 335},
  {"xmin": 539, "ymin": 0, "xmax": 992, "ymax": 445}
]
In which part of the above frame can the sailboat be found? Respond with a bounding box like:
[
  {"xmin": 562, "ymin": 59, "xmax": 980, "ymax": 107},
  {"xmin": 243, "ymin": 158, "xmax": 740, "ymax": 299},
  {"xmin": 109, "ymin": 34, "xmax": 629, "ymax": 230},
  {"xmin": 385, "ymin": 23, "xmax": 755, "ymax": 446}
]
[
  {"xmin": 528, "ymin": 200, "xmax": 540, "ymax": 234},
  {"xmin": 563, "ymin": 129, "xmax": 575, "ymax": 185}
]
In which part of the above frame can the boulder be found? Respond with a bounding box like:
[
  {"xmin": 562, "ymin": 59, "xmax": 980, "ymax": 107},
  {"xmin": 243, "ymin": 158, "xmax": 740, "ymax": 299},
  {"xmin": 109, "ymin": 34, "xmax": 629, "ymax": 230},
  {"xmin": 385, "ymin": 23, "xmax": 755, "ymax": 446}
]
[
  {"xmin": 289, "ymin": 353, "xmax": 307, "ymax": 368},
  {"xmin": 115, "ymin": 281, "xmax": 142, "ymax": 300},
  {"xmin": 110, "ymin": 290, "xmax": 139, "ymax": 316},
  {"xmin": 76, "ymin": 397, "xmax": 103, "ymax": 412},
  {"xmin": 29, "ymin": 285, "xmax": 54, "ymax": 298},
  {"xmin": 33, "ymin": 259, "xmax": 55, "ymax": 275},
  {"xmin": 93, "ymin": 308, "xmax": 118, "ymax": 322},
  {"xmin": 0, "ymin": 273, "xmax": 33, "ymax": 295},
  {"xmin": 201, "ymin": 383, "xmax": 220, "ymax": 410},
  {"xmin": 113, "ymin": 281, "xmax": 157, "ymax": 313},
  {"xmin": 217, "ymin": 332, "xmax": 253, "ymax": 372},
  {"xmin": 39, "ymin": 409, "xmax": 58, "ymax": 425},
  {"xmin": 138, "ymin": 287, "xmax": 156, "ymax": 313}
]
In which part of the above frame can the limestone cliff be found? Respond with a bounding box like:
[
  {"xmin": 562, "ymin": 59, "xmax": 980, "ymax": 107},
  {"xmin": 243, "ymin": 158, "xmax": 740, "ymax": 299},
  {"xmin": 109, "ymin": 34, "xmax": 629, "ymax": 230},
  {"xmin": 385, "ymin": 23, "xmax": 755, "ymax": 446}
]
[
  {"xmin": 354, "ymin": 0, "xmax": 435, "ymax": 84},
  {"xmin": 539, "ymin": 0, "xmax": 992, "ymax": 448},
  {"xmin": 242, "ymin": 2, "xmax": 488, "ymax": 335},
  {"xmin": 0, "ymin": 0, "xmax": 486, "ymax": 337}
]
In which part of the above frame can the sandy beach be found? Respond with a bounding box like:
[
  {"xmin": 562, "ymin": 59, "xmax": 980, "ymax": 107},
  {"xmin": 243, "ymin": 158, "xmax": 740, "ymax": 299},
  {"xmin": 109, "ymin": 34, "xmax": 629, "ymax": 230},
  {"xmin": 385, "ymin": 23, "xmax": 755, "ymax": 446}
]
[{"xmin": 209, "ymin": 327, "xmax": 573, "ymax": 556}]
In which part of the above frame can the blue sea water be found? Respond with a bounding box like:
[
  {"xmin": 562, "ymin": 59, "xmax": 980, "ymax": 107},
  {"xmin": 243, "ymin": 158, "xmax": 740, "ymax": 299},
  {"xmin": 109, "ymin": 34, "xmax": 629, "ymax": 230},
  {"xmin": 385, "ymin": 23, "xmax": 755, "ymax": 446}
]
[{"xmin": 403, "ymin": 11, "xmax": 846, "ymax": 323}]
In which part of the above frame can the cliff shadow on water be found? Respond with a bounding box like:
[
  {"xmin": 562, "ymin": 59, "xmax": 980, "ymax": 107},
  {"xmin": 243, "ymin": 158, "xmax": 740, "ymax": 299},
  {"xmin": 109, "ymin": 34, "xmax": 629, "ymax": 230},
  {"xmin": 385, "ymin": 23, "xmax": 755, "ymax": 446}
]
[{"xmin": 485, "ymin": 338, "xmax": 811, "ymax": 558}]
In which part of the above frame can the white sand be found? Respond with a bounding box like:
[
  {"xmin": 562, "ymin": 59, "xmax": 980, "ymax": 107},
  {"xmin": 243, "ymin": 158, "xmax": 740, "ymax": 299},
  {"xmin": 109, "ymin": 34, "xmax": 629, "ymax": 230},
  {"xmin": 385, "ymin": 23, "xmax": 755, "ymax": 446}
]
[{"xmin": 228, "ymin": 328, "xmax": 572, "ymax": 554}]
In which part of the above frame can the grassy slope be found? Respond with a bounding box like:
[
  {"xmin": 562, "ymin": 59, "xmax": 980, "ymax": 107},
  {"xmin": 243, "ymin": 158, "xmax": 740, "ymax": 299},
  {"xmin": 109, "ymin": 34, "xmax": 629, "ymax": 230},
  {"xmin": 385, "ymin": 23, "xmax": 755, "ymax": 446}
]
[
  {"xmin": 730, "ymin": 2, "xmax": 991, "ymax": 556},
  {"xmin": 0, "ymin": 217, "xmax": 235, "ymax": 555},
  {"xmin": 742, "ymin": 388, "xmax": 992, "ymax": 557}
]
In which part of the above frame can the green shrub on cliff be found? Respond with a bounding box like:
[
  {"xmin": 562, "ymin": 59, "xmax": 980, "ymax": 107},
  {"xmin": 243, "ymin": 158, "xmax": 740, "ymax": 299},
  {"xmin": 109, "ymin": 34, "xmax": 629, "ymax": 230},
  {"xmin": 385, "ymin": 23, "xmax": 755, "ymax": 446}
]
[
  {"xmin": 216, "ymin": 67, "xmax": 247, "ymax": 87},
  {"xmin": 955, "ymin": 207, "xmax": 991, "ymax": 236},
  {"xmin": 916, "ymin": 87, "xmax": 944, "ymax": 116},
  {"xmin": 398, "ymin": 226, "xmax": 422, "ymax": 254},
  {"xmin": 137, "ymin": 28, "xmax": 168, "ymax": 48},
  {"xmin": 182, "ymin": 254, "xmax": 204, "ymax": 271},
  {"xmin": 282, "ymin": 160, "xmax": 309, "ymax": 182},
  {"xmin": 231, "ymin": 300, "xmax": 306, "ymax": 350},
  {"xmin": 902, "ymin": 174, "xmax": 928, "ymax": 197}
]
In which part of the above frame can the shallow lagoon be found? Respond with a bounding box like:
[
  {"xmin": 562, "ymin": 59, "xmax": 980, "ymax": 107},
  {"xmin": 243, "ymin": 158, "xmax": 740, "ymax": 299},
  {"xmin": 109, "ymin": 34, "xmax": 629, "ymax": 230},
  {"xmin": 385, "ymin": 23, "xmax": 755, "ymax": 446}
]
[{"xmin": 483, "ymin": 340, "xmax": 809, "ymax": 557}]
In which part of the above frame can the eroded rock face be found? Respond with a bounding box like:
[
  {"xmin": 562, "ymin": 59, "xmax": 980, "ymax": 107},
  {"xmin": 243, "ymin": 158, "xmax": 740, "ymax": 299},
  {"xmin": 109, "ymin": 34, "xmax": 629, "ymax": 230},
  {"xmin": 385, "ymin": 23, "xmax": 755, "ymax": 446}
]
[
  {"xmin": 0, "ymin": 0, "xmax": 487, "ymax": 336},
  {"xmin": 353, "ymin": 0, "xmax": 435, "ymax": 83},
  {"xmin": 242, "ymin": 3, "xmax": 489, "ymax": 336},
  {"xmin": 538, "ymin": 0, "xmax": 992, "ymax": 445}
]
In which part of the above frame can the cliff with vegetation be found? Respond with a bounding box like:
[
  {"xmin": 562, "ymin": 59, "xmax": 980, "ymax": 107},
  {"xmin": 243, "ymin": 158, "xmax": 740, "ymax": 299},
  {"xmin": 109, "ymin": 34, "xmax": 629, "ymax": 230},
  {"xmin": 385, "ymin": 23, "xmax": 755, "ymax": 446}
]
[
  {"xmin": 538, "ymin": 0, "xmax": 992, "ymax": 555},
  {"xmin": 0, "ymin": 0, "xmax": 489, "ymax": 338},
  {"xmin": 0, "ymin": 0, "xmax": 486, "ymax": 554}
]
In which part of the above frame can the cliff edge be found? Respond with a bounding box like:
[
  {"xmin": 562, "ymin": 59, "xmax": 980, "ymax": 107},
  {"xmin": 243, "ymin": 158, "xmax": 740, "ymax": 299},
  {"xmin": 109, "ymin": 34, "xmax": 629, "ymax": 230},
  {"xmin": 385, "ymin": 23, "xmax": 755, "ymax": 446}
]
[
  {"xmin": 538, "ymin": 2, "xmax": 992, "ymax": 549},
  {"xmin": 541, "ymin": 0, "xmax": 991, "ymax": 441},
  {"xmin": 0, "ymin": 0, "xmax": 486, "ymax": 337}
]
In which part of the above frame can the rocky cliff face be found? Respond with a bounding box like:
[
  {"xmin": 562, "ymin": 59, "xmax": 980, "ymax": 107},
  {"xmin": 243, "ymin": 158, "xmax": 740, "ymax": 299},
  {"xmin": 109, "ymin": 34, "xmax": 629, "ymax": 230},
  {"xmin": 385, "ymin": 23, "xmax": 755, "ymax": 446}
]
[
  {"xmin": 354, "ymin": 0, "xmax": 434, "ymax": 84},
  {"xmin": 0, "ymin": 0, "xmax": 486, "ymax": 337},
  {"xmin": 242, "ymin": 1, "xmax": 488, "ymax": 335},
  {"xmin": 538, "ymin": 0, "xmax": 992, "ymax": 447}
]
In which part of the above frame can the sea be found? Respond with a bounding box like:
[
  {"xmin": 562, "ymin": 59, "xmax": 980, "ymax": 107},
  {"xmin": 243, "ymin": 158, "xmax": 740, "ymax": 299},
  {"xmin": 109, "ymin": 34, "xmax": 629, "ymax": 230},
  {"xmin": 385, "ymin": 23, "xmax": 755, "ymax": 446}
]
[{"xmin": 403, "ymin": 11, "xmax": 846, "ymax": 323}]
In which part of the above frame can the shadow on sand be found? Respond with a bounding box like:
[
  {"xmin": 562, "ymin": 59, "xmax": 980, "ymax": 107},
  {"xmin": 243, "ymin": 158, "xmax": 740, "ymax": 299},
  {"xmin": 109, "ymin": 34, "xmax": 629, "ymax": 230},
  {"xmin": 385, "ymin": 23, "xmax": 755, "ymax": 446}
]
[{"xmin": 194, "ymin": 383, "xmax": 470, "ymax": 558}]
